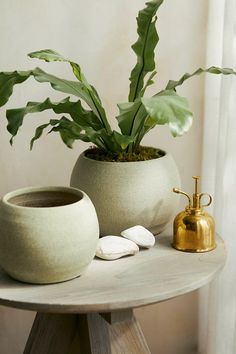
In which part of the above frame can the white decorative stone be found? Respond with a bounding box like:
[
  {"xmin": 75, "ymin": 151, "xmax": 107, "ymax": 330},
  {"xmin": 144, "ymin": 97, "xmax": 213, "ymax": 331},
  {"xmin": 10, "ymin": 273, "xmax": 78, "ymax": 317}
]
[
  {"xmin": 96, "ymin": 236, "xmax": 139, "ymax": 260},
  {"xmin": 121, "ymin": 225, "xmax": 155, "ymax": 248}
]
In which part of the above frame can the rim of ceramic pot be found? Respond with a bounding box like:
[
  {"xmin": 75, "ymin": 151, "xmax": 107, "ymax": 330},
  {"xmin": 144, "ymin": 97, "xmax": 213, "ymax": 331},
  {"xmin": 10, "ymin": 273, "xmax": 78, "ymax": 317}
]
[
  {"xmin": 81, "ymin": 146, "xmax": 168, "ymax": 164},
  {"xmin": 2, "ymin": 186, "xmax": 86, "ymax": 210}
]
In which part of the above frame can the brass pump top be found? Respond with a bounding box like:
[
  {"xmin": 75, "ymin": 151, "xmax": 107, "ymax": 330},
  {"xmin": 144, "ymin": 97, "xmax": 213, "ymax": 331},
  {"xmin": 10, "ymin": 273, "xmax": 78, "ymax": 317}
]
[{"xmin": 173, "ymin": 176, "xmax": 212, "ymax": 211}]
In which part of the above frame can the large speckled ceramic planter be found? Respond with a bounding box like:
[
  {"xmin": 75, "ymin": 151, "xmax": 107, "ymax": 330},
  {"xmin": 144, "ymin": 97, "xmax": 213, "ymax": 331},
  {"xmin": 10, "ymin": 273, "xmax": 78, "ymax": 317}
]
[
  {"xmin": 0, "ymin": 186, "xmax": 99, "ymax": 284},
  {"xmin": 70, "ymin": 148, "xmax": 180, "ymax": 236}
]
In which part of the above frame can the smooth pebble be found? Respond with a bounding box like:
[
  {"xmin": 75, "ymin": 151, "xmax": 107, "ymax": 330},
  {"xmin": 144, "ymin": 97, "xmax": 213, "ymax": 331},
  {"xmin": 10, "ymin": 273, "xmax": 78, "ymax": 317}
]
[
  {"xmin": 121, "ymin": 225, "xmax": 155, "ymax": 248},
  {"xmin": 96, "ymin": 236, "xmax": 139, "ymax": 260}
]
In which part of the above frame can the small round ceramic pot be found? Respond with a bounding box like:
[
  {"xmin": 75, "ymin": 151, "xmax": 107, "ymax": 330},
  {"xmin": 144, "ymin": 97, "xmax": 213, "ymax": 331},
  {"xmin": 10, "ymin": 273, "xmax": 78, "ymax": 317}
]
[{"xmin": 0, "ymin": 186, "xmax": 99, "ymax": 284}]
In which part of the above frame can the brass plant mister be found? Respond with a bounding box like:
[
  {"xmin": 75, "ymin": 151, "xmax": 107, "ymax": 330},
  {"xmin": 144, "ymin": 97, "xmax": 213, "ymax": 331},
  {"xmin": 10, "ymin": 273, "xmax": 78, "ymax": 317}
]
[{"xmin": 172, "ymin": 176, "xmax": 216, "ymax": 252}]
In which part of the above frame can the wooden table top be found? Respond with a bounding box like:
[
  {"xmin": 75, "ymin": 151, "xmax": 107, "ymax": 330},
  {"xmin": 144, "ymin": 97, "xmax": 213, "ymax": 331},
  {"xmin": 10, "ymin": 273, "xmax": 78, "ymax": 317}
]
[{"xmin": 0, "ymin": 232, "xmax": 226, "ymax": 314}]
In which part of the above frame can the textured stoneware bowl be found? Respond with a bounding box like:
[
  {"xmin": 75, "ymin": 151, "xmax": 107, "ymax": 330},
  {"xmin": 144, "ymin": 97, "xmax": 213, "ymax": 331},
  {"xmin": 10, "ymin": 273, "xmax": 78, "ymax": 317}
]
[
  {"xmin": 0, "ymin": 186, "xmax": 99, "ymax": 284},
  {"xmin": 70, "ymin": 148, "xmax": 180, "ymax": 235}
]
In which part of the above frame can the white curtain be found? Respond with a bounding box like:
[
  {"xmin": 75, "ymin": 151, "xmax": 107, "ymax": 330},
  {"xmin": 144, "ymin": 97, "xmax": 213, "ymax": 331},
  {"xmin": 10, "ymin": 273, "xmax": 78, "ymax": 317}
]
[{"xmin": 199, "ymin": 0, "xmax": 236, "ymax": 353}]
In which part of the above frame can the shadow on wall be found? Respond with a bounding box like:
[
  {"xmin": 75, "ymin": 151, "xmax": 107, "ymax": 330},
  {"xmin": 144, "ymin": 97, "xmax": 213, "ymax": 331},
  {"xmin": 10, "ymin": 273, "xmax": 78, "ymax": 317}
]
[{"xmin": 135, "ymin": 291, "xmax": 198, "ymax": 354}]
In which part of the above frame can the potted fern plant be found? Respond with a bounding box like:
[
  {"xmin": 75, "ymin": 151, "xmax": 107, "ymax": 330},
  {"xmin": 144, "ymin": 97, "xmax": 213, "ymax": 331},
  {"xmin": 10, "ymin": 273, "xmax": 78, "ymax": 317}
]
[{"xmin": 0, "ymin": 0, "xmax": 235, "ymax": 235}]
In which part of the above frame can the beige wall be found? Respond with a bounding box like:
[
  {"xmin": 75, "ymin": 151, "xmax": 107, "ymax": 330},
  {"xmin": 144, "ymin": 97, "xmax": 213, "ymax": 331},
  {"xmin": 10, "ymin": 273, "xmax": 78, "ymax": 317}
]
[{"xmin": 0, "ymin": 1, "xmax": 208, "ymax": 353}]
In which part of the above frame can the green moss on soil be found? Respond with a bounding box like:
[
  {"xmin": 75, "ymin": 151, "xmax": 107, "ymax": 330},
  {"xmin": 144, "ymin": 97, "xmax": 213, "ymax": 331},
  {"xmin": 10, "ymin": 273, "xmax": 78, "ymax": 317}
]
[{"xmin": 84, "ymin": 146, "xmax": 165, "ymax": 162}]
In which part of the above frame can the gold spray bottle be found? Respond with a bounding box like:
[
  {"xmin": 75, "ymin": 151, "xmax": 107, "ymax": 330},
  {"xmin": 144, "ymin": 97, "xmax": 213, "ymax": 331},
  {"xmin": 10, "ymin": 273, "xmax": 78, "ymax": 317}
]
[{"xmin": 172, "ymin": 176, "xmax": 216, "ymax": 252}]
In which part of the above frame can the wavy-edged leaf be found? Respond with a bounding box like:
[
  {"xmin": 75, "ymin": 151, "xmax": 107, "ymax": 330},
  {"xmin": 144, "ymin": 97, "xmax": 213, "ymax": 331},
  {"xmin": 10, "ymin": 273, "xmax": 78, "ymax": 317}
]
[
  {"xmin": 117, "ymin": 100, "xmax": 148, "ymax": 137},
  {"xmin": 30, "ymin": 117, "xmax": 106, "ymax": 150},
  {"xmin": 128, "ymin": 0, "xmax": 163, "ymax": 102},
  {"xmin": 166, "ymin": 66, "xmax": 236, "ymax": 90},
  {"xmin": 28, "ymin": 49, "xmax": 66, "ymax": 63},
  {"xmin": 6, "ymin": 97, "xmax": 103, "ymax": 143},
  {"xmin": 47, "ymin": 117, "xmax": 89, "ymax": 149},
  {"xmin": 133, "ymin": 119, "xmax": 156, "ymax": 149},
  {"xmin": 30, "ymin": 120, "xmax": 60, "ymax": 149},
  {"xmin": 0, "ymin": 65, "xmax": 111, "ymax": 134},
  {"xmin": 117, "ymin": 72, "xmax": 157, "ymax": 143},
  {"xmin": 117, "ymin": 101, "xmax": 141, "ymax": 135},
  {"xmin": 112, "ymin": 131, "xmax": 135, "ymax": 150},
  {"xmin": 140, "ymin": 70, "xmax": 157, "ymax": 97},
  {"xmin": 29, "ymin": 50, "xmax": 93, "ymax": 90},
  {"xmin": 29, "ymin": 49, "xmax": 110, "ymax": 133},
  {"xmin": 0, "ymin": 70, "xmax": 32, "ymax": 107},
  {"xmin": 1, "ymin": 67, "xmax": 119, "ymax": 151},
  {"xmin": 0, "ymin": 68, "xmax": 96, "ymax": 112},
  {"xmin": 142, "ymin": 90, "xmax": 193, "ymax": 137},
  {"xmin": 32, "ymin": 67, "xmax": 100, "ymax": 112},
  {"xmin": 30, "ymin": 112, "xmax": 121, "ymax": 152}
]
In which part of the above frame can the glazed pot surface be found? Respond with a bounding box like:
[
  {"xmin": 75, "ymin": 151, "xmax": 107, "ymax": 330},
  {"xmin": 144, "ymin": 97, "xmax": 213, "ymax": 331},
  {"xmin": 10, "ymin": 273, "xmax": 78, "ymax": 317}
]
[
  {"xmin": 70, "ymin": 149, "xmax": 180, "ymax": 235},
  {"xmin": 0, "ymin": 186, "xmax": 99, "ymax": 284}
]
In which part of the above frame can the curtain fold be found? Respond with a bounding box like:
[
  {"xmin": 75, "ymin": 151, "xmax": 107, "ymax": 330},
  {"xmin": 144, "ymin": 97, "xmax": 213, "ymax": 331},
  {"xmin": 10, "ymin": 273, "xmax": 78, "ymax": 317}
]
[{"xmin": 199, "ymin": 0, "xmax": 236, "ymax": 353}]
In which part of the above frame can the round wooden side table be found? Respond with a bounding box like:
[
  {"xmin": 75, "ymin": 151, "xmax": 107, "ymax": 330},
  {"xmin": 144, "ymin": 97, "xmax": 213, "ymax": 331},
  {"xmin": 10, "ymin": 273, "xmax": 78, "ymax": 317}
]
[{"xmin": 0, "ymin": 232, "xmax": 226, "ymax": 354}]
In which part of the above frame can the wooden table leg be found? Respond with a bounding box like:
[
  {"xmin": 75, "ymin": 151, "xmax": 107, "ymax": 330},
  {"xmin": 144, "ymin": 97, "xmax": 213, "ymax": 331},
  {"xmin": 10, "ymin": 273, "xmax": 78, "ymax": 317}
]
[{"xmin": 24, "ymin": 309, "xmax": 151, "ymax": 354}]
